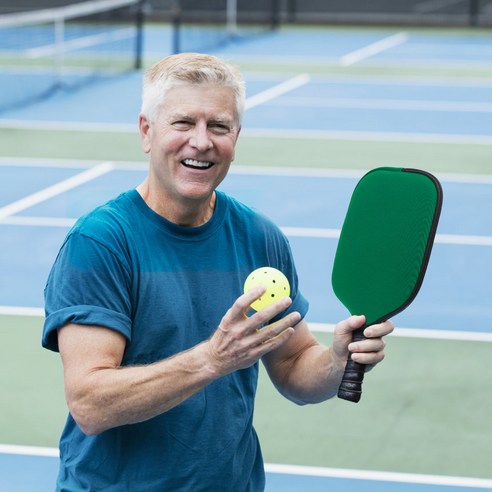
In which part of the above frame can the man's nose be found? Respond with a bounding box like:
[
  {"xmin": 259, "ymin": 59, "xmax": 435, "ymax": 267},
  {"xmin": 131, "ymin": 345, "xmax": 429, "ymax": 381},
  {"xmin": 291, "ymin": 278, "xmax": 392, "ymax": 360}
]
[{"xmin": 189, "ymin": 123, "xmax": 213, "ymax": 152}]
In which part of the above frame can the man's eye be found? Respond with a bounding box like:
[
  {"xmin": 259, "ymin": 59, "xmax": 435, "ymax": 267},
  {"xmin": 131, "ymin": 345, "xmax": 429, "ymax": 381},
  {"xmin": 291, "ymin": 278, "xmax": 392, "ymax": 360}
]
[
  {"xmin": 210, "ymin": 123, "xmax": 230, "ymax": 134},
  {"xmin": 172, "ymin": 121, "xmax": 192, "ymax": 130}
]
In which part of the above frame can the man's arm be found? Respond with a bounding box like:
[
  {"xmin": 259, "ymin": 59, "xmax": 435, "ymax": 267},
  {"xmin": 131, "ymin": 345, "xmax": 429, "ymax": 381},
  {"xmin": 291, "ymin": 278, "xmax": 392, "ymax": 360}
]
[
  {"xmin": 58, "ymin": 285, "xmax": 301, "ymax": 436},
  {"xmin": 58, "ymin": 323, "xmax": 218, "ymax": 435},
  {"xmin": 262, "ymin": 316, "xmax": 394, "ymax": 405}
]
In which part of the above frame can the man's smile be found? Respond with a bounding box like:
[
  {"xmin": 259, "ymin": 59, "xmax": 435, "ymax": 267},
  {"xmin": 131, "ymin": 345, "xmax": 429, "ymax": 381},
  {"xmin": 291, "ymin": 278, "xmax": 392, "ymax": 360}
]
[{"xmin": 181, "ymin": 158, "xmax": 215, "ymax": 170}]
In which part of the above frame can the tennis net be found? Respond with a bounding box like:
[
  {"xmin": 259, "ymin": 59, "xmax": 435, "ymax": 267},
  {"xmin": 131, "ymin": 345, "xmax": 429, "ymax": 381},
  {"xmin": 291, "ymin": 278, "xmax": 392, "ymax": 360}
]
[
  {"xmin": 170, "ymin": 0, "xmax": 280, "ymax": 54},
  {"xmin": 0, "ymin": 0, "xmax": 145, "ymax": 113}
]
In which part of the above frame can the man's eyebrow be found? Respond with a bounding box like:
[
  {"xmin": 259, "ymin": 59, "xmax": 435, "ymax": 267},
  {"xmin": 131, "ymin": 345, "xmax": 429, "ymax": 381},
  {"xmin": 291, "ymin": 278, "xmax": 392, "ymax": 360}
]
[
  {"xmin": 168, "ymin": 112, "xmax": 192, "ymax": 120},
  {"xmin": 166, "ymin": 113, "xmax": 236, "ymax": 129},
  {"xmin": 209, "ymin": 117, "xmax": 234, "ymax": 125},
  {"xmin": 167, "ymin": 113, "xmax": 231, "ymax": 121}
]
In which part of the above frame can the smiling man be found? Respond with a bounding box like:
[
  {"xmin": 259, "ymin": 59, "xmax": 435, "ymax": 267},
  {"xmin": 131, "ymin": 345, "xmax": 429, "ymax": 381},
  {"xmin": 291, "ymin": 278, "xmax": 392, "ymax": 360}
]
[{"xmin": 42, "ymin": 53, "xmax": 393, "ymax": 491}]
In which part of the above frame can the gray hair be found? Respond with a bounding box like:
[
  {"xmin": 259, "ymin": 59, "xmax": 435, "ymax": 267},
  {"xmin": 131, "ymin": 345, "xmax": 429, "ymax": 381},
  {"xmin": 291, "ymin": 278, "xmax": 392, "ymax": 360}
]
[{"xmin": 141, "ymin": 53, "xmax": 246, "ymax": 126}]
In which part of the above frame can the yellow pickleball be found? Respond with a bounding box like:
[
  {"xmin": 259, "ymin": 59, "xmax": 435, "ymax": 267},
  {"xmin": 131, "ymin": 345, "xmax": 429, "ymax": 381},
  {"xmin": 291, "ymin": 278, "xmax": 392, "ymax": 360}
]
[{"xmin": 243, "ymin": 267, "xmax": 291, "ymax": 311}]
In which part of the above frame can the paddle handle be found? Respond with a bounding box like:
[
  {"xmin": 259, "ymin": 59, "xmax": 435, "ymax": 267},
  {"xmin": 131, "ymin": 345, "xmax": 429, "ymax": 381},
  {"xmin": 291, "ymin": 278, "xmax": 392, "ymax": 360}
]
[{"xmin": 337, "ymin": 326, "xmax": 367, "ymax": 403}]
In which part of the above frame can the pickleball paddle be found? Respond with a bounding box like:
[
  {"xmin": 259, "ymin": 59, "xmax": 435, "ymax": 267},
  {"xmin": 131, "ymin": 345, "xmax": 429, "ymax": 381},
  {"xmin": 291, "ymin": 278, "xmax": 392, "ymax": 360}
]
[{"xmin": 332, "ymin": 167, "xmax": 443, "ymax": 403}]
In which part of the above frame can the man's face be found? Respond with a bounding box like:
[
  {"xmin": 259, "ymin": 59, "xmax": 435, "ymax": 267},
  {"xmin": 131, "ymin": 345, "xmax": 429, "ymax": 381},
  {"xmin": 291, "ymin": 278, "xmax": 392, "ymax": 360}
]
[{"xmin": 140, "ymin": 83, "xmax": 240, "ymax": 209}]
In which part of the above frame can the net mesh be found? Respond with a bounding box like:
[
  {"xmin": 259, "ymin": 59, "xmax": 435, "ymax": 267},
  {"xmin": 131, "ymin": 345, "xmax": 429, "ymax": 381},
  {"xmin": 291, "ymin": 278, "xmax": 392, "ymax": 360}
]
[
  {"xmin": 170, "ymin": 0, "xmax": 280, "ymax": 54},
  {"xmin": 0, "ymin": 0, "xmax": 144, "ymax": 113}
]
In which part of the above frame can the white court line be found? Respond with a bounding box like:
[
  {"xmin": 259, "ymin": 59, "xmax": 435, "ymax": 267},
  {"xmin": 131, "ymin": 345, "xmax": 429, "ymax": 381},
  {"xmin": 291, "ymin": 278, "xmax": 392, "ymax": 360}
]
[
  {"xmin": 309, "ymin": 323, "xmax": 492, "ymax": 343},
  {"xmin": 280, "ymin": 227, "xmax": 492, "ymax": 247},
  {"xmin": 0, "ymin": 216, "xmax": 77, "ymax": 227},
  {"xmin": 244, "ymin": 74, "xmax": 311, "ymax": 110},
  {"xmin": 1, "ymin": 307, "xmax": 490, "ymax": 342},
  {"xmin": 242, "ymin": 128, "xmax": 492, "ymax": 145},
  {"xmin": 437, "ymin": 234, "xmax": 492, "ymax": 246},
  {"xmin": 282, "ymin": 227, "xmax": 341, "ymax": 239},
  {"xmin": 1, "ymin": 218, "xmax": 491, "ymax": 248},
  {"xmin": 267, "ymin": 96, "xmax": 492, "ymax": 113},
  {"xmin": 0, "ymin": 444, "xmax": 58, "ymax": 458},
  {"xmin": 0, "ymin": 445, "xmax": 490, "ymax": 489},
  {"xmin": 0, "ymin": 156, "xmax": 147, "ymax": 171},
  {"xmin": 0, "ymin": 306, "xmax": 44, "ymax": 317},
  {"xmin": 340, "ymin": 32, "xmax": 409, "ymax": 66},
  {"xmin": 2, "ymin": 217, "xmax": 491, "ymax": 248},
  {"xmin": 0, "ymin": 162, "xmax": 114, "ymax": 221},
  {"xmin": 0, "ymin": 156, "xmax": 102, "ymax": 168},
  {"xmin": 25, "ymin": 28, "xmax": 133, "ymax": 58},
  {"xmin": 265, "ymin": 463, "xmax": 492, "ymax": 489},
  {"xmin": 0, "ymin": 119, "xmax": 137, "ymax": 132}
]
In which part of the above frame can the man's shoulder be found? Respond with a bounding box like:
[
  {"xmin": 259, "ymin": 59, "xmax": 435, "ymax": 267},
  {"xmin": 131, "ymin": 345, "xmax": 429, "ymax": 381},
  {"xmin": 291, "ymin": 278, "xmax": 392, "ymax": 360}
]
[
  {"xmin": 220, "ymin": 191, "xmax": 285, "ymax": 241},
  {"xmin": 63, "ymin": 190, "xmax": 139, "ymax": 257},
  {"xmin": 73, "ymin": 190, "xmax": 135, "ymax": 236},
  {"xmin": 221, "ymin": 192, "xmax": 275, "ymax": 226}
]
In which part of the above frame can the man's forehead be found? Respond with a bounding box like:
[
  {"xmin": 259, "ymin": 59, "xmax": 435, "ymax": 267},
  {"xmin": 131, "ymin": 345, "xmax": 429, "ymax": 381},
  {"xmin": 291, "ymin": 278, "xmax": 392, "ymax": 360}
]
[
  {"xmin": 161, "ymin": 85, "xmax": 237, "ymax": 122},
  {"xmin": 169, "ymin": 109, "xmax": 234, "ymax": 121}
]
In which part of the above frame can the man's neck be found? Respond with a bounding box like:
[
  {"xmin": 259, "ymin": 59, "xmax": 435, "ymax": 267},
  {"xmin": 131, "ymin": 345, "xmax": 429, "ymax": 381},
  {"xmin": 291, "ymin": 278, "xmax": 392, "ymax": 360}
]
[{"xmin": 136, "ymin": 181, "xmax": 216, "ymax": 227}]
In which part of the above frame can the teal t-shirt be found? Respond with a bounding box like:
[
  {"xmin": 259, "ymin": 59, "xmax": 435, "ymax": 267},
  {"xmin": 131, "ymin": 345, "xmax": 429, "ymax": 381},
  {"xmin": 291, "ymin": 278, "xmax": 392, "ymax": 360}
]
[{"xmin": 43, "ymin": 189, "xmax": 308, "ymax": 491}]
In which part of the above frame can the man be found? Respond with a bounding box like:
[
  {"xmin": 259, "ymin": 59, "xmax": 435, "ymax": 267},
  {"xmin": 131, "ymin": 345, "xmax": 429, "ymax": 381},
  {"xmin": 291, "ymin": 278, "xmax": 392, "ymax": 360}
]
[{"xmin": 43, "ymin": 53, "xmax": 393, "ymax": 491}]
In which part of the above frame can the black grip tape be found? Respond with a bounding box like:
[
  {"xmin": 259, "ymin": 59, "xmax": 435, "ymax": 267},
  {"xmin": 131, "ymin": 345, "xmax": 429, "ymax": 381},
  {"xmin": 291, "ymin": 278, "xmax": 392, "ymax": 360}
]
[{"xmin": 337, "ymin": 326, "xmax": 367, "ymax": 403}]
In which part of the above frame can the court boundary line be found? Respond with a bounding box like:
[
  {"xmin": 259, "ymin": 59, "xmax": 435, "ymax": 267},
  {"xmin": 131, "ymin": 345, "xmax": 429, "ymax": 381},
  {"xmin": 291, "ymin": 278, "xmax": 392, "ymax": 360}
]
[
  {"xmin": 265, "ymin": 463, "xmax": 492, "ymax": 489},
  {"xmin": 0, "ymin": 306, "xmax": 44, "ymax": 316},
  {"xmin": 0, "ymin": 444, "xmax": 58, "ymax": 458},
  {"xmin": 243, "ymin": 128, "xmax": 492, "ymax": 145},
  {"xmin": 309, "ymin": 323, "xmax": 492, "ymax": 343},
  {"xmin": 244, "ymin": 74, "xmax": 311, "ymax": 110},
  {"xmin": 280, "ymin": 227, "xmax": 492, "ymax": 247},
  {"xmin": 2, "ymin": 217, "xmax": 491, "ymax": 248},
  {"xmin": 0, "ymin": 156, "xmax": 112, "ymax": 169},
  {"xmin": 0, "ymin": 216, "xmax": 76, "ymax": 227},
  {"xmin": 0, "ymin": 446, "xmax": 490, "ymax": 489},
  {"xmin": 0, "ymin": 161, "xmax": 115, "ymax": 220},
  {"xmin": 266, "ymin": 96, "xmax": 492, "ymax": 113},
  {"xmin": 2, "ymin": 214, "xmax": 492, "ymax": 247},
  {"xmin": 1, "ymin": 307, "xmax": 490, "ymax": 342},
  {"xmin": 339, "ymin": 32, "xmax": 409, "ymax": 66}
]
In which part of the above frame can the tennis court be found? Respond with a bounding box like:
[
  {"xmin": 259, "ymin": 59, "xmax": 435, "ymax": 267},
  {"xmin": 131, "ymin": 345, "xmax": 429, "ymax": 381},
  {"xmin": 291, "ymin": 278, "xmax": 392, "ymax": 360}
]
[{"xmin": 1, "ymin": 3, "xmax": 492, "ymax": 491}]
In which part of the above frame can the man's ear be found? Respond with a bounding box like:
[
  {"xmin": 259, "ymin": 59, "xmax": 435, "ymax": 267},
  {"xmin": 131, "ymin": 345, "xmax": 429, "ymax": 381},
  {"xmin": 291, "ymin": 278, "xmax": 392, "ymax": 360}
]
[{"xmin": 139, "ymin": 114, "xmax": 152, "ymax": 154}]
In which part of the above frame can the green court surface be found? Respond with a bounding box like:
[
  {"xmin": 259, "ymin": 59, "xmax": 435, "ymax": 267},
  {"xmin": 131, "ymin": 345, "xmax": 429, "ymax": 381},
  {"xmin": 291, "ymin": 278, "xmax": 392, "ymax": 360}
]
[
  {"xmin": 1, "ymin": 315, "xmax": 491, "ymax": 479},
  {"xmin": 1, "ymin": 129, "xmax": 491, "ymax": 175}
]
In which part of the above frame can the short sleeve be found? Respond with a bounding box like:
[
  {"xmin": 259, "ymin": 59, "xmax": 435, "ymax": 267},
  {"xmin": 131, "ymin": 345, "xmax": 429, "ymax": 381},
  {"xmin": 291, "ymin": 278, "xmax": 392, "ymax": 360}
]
[{"xmin": 42, "ymin": 232, "xmax": 132, "ymax": 352}]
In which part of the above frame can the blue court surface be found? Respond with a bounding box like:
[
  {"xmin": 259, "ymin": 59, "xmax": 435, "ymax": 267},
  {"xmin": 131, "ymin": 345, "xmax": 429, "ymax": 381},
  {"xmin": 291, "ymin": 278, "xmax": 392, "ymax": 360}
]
[
  {"xmin": 0, "ymin": 449, "xmax": 491, "ymax": 492},
  {"xmin": 1, "ymin": 18, "xmax": 492, "ymax": 492},
  {"xmin": 1, "ymin": 164, "xmax": 492, "ymax": 336}
]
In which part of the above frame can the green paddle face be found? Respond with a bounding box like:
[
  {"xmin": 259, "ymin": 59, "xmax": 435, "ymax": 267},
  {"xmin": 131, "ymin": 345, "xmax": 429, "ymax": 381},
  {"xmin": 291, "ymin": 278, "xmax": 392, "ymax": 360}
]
[{"xmin": 332, "ymin": 167, "xmax": 443, "ymax": 402}]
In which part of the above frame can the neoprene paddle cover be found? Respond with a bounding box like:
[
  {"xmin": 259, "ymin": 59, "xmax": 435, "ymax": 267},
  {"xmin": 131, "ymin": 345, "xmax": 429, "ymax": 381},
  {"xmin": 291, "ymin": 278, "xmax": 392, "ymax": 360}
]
[{"xmin": 332, "ymin": 167, "xmax": 443, "ymax": 402}]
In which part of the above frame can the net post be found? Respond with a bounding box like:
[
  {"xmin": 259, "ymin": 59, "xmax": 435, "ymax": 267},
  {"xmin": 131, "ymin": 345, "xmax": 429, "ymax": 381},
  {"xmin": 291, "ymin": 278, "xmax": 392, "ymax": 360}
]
[
  {"xmin": 270, "ymin": 0, "xmax": 280, "ymax": 30},
  {"xmin": 287, "ymin": 0, "xmax": 297, "ymax": 23},
  {"xmin": 226, "ymin": 0, "xmax": 238, "ymax": 38},
  {"xmin": 135, "ymin": 0, "xmax": 146, "ymax": 69},
  {"xmin": 54, "ymin": 15, "xmax": 64, "ymax": 90},
  {"xmin": 469, "ymin": 0, "xmax": 479, "ymax": 26},
  {"xmin": 171, "ymin": 0, "xmax": 180, "ymax": 54}
]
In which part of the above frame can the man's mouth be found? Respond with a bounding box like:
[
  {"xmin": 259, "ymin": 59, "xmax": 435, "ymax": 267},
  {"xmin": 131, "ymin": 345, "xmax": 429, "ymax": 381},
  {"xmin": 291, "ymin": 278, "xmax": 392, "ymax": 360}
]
[{"xmin": 182, "ymin": 158, "xmax": 214, "ymax": 170}]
